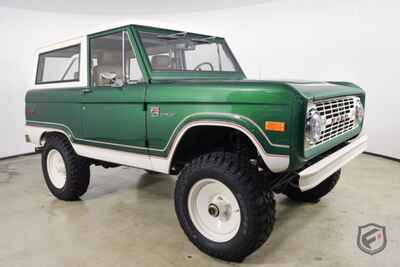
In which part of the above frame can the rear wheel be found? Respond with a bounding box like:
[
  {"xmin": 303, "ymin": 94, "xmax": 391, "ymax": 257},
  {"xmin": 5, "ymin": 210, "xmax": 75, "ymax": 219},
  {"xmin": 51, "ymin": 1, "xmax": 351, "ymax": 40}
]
[
  {"xmin": 283, "ymin": 170, "xmax": 341, "ymax": 203},
  {"xmin": 42, "ymin": 134, "xmax": 90, "ymax": 201},
  {"xmin": 175, "ymin": 152, "xmax": 275, "ymax": 262}
]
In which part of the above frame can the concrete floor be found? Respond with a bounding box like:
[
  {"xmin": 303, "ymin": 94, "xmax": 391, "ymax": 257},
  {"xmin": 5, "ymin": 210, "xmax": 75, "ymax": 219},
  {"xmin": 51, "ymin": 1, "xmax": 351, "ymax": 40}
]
[{"xmin": 0, "ymin": 153, "xmax": 399, "ymax": 267}]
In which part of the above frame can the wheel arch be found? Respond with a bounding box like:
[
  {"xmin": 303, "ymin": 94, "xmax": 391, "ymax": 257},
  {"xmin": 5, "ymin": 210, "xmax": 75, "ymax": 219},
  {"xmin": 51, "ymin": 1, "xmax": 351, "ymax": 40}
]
[
  {"xmin": 26, "ymin": 124, "xmax": 72, "ymax": 148},
  {"xmin": 165, "ymin": 119, "xmax": 289, "ymax": 174},
  {"xmin": 40, "ymin": 130, "xmax": 71, "ymax": 146},
  {"xmin": 168, "ymin": 122, "xmax": 259, "ymax": 174}
]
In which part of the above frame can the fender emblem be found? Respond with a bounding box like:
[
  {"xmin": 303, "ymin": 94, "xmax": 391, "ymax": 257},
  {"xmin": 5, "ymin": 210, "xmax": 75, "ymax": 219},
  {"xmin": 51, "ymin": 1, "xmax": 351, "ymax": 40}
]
[
  {"xmin": 150, "ymin": 106, "xmax": 160, "ymax": 117},
  {"xmin": 150, "ymin": 106, "xmax": 176, "ymax": 118}
]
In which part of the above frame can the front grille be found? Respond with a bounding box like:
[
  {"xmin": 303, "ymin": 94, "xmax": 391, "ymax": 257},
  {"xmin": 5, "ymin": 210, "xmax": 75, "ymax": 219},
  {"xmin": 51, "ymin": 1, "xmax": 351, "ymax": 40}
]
[{"xmin": 314, "ymin": 96, "xmax": 357, "ymax": 145}]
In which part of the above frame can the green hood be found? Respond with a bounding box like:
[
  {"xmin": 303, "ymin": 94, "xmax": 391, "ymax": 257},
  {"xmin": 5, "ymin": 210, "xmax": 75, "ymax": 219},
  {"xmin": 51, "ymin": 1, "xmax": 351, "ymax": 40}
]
[
  {"xmin": 149, "ymin": 79, "xmax": 365, "ymax": 104},
  {"xmin": 282, "ymin": 80, "xmax": 365, "ymax": 100}
]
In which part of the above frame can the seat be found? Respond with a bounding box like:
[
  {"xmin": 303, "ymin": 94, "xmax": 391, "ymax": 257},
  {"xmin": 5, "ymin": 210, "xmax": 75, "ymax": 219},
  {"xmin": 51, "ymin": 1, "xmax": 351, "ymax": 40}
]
[
  {"xmin": 151, "ymin": 55, "xmax": 171, "ymax": 70},
  {"xmin": 92, "ymin": 51, "xmax": 123, "ymax": 86}
]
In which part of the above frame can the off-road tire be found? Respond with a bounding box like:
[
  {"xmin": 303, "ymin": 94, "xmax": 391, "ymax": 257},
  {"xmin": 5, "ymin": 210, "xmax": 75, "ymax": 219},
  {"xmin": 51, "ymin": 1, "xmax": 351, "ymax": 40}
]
[
  {"xmin": 42, "ymin": 134, "xmax": 90, "ymax": 201},
  {"xmin": 283, "ymin": 169, "xmax": 341, "ymax": 203},
  {"xmin": 175, "ymin": 152, "xmax": 275, "ymax": 262}
]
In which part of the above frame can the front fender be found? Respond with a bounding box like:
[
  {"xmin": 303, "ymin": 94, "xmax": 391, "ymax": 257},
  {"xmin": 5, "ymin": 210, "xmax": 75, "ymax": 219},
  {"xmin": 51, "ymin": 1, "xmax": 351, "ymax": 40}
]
[{"xmin": 148, "ymin": 112, "xmax": 290, "ymax": 173}]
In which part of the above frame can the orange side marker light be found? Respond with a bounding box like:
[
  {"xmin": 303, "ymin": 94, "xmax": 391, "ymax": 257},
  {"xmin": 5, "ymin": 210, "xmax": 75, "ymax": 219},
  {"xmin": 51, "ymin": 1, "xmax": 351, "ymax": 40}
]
[{"xmin": 265, "ymin": 121, "xmax": 286, "ymax": 132}]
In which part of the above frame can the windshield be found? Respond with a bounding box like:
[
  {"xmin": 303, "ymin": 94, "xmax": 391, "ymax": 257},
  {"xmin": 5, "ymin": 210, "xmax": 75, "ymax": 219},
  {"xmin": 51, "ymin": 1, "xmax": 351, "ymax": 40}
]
[{"xmin": 138, "ymin": 30, "xmax": 240, "ymax": 72}]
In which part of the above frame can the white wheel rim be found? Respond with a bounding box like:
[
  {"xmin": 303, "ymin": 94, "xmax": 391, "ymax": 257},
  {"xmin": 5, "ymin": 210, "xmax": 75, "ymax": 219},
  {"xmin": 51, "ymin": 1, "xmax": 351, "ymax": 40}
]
[
  {"xmin": 188, "ymin": 178, "xmax": 241, "ymax": 243},
  {"xmin": 47, "ymin": 149, "xmax": 67, "ymax": 189}
]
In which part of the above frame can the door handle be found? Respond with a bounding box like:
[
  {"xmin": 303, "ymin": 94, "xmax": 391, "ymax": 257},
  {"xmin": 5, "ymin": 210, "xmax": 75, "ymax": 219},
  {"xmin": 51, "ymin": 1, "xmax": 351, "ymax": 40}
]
[{"xmin": 81, "ymin": 88, "xmax": 92, "ymax": 95}]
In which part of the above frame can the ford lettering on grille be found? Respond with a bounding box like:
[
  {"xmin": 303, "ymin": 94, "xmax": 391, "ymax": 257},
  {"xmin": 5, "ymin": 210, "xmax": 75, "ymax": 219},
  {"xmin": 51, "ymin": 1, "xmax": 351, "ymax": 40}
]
[{"xmin": 314, "ymin": 96, "xmax": 357, "ymax": 146}]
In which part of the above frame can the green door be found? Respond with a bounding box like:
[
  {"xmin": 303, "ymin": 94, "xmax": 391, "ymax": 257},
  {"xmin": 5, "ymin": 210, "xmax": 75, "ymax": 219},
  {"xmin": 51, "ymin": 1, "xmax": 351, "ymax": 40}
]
[{"xmin": 81, "ymin": 30, "xmax": 147, "ymax": 151}]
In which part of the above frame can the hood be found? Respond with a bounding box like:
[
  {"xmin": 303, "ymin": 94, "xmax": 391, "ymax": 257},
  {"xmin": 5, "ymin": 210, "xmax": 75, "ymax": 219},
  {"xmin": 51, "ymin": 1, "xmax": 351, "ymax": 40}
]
[
  {"xmin": 149, "ymin": 79, "xmax": 365, "ymax": 104},
  {"xmin": 233, "ymin": 79, "xmax": 365, "ymax": 100},
  {"xmin": 282, "ymin": 80, "xmax": 365, "ymax": 100}
]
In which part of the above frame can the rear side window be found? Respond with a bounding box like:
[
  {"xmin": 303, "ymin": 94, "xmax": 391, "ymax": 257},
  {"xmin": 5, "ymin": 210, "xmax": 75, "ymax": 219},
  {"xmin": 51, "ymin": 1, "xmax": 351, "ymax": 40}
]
[{"xmin": 36, "ymin": 45, "xmax": 80, "ymax": 84}]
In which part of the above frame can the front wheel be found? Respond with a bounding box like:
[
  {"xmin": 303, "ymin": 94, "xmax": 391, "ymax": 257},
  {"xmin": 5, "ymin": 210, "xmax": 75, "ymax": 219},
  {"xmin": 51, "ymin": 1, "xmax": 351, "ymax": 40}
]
[
  {"xmin": 174, "ymin": 152, "xmax": 275, "ymax": 262},
  {"xmin": 283, "ymin": 170, "xmax": 341, "ymax": 203}
]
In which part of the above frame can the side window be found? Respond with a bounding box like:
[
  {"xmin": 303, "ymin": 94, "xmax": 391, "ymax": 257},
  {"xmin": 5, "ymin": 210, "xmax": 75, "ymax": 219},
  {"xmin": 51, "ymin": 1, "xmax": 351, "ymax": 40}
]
[
  {"xmin": 36, "ymin": 45, "xmax": 80, "ymax": 84},
  {"xmin": 124, "ymin": 32, "xmax": 144, "ymax": 83},
  {"xmin": 90, "ymin": 31, "xmax": 143, "ymax": 87}
]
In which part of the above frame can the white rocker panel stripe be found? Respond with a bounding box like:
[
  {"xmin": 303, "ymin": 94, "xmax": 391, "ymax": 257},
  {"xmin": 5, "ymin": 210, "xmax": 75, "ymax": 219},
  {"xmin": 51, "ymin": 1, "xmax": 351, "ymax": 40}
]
[
  {"xmin": 25, "ymin": 120, "xmax": 290, "ymax": 173},
  {"xmin": 26, "ymin": 125, "xmax": 160, "ymax": 171},
  {"xmin": 73, "ymin": 144, "xmax": 154, "ymax": 170}
]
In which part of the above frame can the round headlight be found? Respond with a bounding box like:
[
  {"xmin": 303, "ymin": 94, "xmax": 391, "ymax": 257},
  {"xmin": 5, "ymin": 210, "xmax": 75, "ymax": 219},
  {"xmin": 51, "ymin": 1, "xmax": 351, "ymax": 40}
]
[
  {"xmin": 355, "ymin": 98, "xmax": 364, "ymax": 122},
  {"xmin": 306, "ymin": 109, "xmax": 323, "ymax": 143}
]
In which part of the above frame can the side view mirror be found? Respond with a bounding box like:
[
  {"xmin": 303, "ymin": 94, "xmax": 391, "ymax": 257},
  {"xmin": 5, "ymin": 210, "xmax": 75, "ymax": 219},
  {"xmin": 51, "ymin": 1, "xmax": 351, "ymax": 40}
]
[
  {"xmin": 99, "ymin": 72, "xmax": 125, "ymax": 88},
  {"xmin": 111, "ymin": 78, "xmax": 125, "ymax": 88}
]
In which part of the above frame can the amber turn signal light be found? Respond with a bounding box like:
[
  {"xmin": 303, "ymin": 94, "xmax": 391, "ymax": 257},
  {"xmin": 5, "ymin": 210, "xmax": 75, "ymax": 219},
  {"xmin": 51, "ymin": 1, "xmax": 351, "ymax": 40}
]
[{"xmin": 265, "ymin": 121, "xmax": 286, "ymax": 132}]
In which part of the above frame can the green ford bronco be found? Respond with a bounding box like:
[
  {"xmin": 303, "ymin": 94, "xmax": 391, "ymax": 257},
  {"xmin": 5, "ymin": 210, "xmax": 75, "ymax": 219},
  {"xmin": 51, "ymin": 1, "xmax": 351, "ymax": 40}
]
[{"xmin": 25, "ymin": 24, "xmax": 367, "ymax": 261}]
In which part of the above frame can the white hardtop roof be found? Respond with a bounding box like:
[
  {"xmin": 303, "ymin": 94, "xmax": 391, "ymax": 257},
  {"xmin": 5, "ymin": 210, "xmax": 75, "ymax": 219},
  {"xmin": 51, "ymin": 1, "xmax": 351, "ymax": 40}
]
[{"xmin": 37, "ymin": 19, "xmax": 223, "ymax": 52}]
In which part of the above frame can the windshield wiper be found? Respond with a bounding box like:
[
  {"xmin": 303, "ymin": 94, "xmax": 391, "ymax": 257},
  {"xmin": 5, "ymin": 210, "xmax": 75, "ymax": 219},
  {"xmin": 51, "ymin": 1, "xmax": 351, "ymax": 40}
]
[
  {"xmin": 157, "ymin": 31, "xmax": 187, "ymax": 40},
  {"xmin": 191, "ymin": 36, "xmax": 217, "ymax": 43}
]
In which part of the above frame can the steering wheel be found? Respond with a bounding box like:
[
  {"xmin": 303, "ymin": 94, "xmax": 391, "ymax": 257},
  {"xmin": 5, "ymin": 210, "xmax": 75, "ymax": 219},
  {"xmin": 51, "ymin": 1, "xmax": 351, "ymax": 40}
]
[{"xmin": 194, "ymin": 62, "xmax": 214, "ymax": 71}]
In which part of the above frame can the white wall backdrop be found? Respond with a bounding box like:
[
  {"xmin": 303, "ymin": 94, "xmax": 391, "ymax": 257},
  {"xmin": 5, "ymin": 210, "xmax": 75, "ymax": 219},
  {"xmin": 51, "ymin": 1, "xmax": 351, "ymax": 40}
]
[
  {"xmin": 0, "ymin": 8, "xmax": 120, "ymax": 158},
  {"xmin": 1, "ymin": 0, "xmax": 399, "ymax": 159},
  {"xmin": 164, "ymin": 0, "xmax": 400, "ymax": 159}
]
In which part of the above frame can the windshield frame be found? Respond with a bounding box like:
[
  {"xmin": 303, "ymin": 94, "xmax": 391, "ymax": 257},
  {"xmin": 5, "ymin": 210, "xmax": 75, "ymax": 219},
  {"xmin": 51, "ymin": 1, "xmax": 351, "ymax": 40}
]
[{"xmin": 132, "ymin": 25, "xmax": 246, "ymax": 81}]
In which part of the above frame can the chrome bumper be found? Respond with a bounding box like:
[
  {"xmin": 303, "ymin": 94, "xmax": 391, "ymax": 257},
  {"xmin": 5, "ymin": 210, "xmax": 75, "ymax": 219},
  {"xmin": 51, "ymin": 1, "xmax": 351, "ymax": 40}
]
[{"xmin": 299, "ymin": 134, "xmax": 367, "ymax": 191}]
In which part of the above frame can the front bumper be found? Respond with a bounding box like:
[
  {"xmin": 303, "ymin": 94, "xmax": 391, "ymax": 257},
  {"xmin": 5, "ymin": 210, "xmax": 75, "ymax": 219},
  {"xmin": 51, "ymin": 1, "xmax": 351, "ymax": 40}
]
[{"xmin": 298, "ymin": 133, "xmax": 367, "ymax": 191}]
